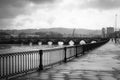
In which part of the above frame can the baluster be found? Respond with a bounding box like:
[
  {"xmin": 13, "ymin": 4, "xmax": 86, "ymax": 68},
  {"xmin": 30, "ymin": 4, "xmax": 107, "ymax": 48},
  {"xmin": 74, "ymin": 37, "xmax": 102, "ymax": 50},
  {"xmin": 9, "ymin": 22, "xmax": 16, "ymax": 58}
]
[
  {"xmin": 21, "ymin": 55, "xmax": 23, "ymax": 72},
  {"xmin": 3, "ymin": 57, "xmax": 6, "ymax": 76},
  {"xmin": 36, "ymin": 53, "xmax": 38, "ymax": 68},
  {"xmin": 25, "ymin": 54, "xmax": 27, "ymax": 71},
  {"xmin": 23, "ymin": 54, "xmax": 25, "ymax": 71},
  {"xmin": 0, "ymin": 56, "xmax": 3, "ymax": 77},
  {"xmin": 30, "ymin": 54, "xmax": 31, "ymax": 70},
  {"xmin": 19, "ymin": 54, "xmax": 21, "ymax": 72},
  {"xmin": 36, "ymin": 53, "xmax": 39, "ymax": 68},
  {"xmin": 7, "ymin": 56, "xmax": 9, "ymax": 76},
  {"xmin": 49, "ymin": 51, "xmax": 51, "ymax": 65},
  {"xmin": 32, "ymin": 53, "xmax": 34, "ymax": 69},
  {"xmin": 31, "ymin": 54, "xmax": 33, "ymax": 69},
  {"xmin": 24, "ymin": 54, "xmax": 27, "ymax": 71},
  {"xmin": 0, "ymin": 56, "xmax": 2, "ymax": 77},
  {"xmin": 47, "ymin": 52, "xmax": 48, "ymax": 65},
  {"xmin": 32, "ymin": 54, "xmax": 34, "ymax": 69},
  {"xmin": 29, "ymin": 54, "xmax": 31, "ymax": 70},
  {"xmin": 10, "ymin": 56, "xmax": 12, "ymax": 75},
  {"xmin": 31, "ymin": 53, "xmax": 32, "ymax": 69},
  {"xmin": 26, "ymin": 54, "xmax": 28, "ymax": 70},
  {"xmin": 18, "ymin": 55, "xmax": 19, "ymax": 73},
  {"xmin": 28, "ymin": 54, "xmax": 30, "ymax": 70},
  {"xmin": 33, "ymin": 53, "xmax": 35, "ymax": 69},
  {"xmin": 13, "ymin": 56, "xmax": 15, "ymax": 74},
  {"xmin": 34, "ymin": 53, "xmax": 36, "ymax": 68},
  {"xmin": 15, "ymin": 55, "xmax": 17, "ymax": 73}
]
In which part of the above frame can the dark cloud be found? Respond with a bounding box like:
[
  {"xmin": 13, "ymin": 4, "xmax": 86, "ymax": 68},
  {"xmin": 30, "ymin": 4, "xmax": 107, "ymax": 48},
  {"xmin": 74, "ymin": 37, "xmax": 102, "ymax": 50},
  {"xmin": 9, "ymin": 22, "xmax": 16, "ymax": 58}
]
[
  {"xmin": 0, "ymin": 19, "xmax": 13, "ymax": 29},
  {"xmin": 0, "ymin": 0, "xmax": 29, "ymax": 19},
  {"xmin": 0, "ymin": 0, "xmax": 56, "ymax": 19},
  {"xmin": 0, "ymin": 6, "xmax": 27, "ymax": 19},
  {"xmin": 29, "ymin": 0, "xmax": 55, "ymax": 4},
  {"xmin": 0, "ymin": 0, "xmax": 57, "ymax": 29},
  {"xmin": 82, "ymin": 0, "xmax": 120, "ymax": 10},
  {"xmin": 0, "ymin": 0, "xmax": 27, "ymax": 8}
]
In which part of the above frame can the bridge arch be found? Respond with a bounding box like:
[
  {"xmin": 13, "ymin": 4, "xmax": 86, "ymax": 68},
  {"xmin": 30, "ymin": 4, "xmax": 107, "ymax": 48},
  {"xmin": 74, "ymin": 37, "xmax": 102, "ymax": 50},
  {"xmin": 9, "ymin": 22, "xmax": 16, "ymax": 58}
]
[
  {"xmin": 48, "ymin": 41, "xmax": 53, "ymax": 46},
  {"xmin": 38, "ymin": 41, "xmax": 42, "ymax": 45},
  {"xmin": 69, "ymin": 40, "xmax": 75, "ymax": 46},
  {"xmin": 58, "ymin": 41, "xmax": 64, "ymax": 46},
  {"xmin": 91, "ymin": 41, "xmax": 97, "ymax": 43},
  {"xmin": 29, "ymin": 42, "xmax": 33, "ymax": 46},
  {"xmin": 80, "ymin": 40, "xmax": 86, "ymax": 45}
]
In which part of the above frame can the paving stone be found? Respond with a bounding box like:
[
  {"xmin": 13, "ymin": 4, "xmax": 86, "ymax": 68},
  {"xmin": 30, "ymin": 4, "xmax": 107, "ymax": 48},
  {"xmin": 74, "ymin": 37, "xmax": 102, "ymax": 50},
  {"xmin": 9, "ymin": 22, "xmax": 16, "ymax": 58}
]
[
  {"xmin": 85, "ymin": 71, "xmax": 98, "ymax": 76},
  {"xmin": 17, "ymin": 77, "xmax": 32, "ymax": 80},
  {"xmin": 39, "ymin": 73, "xmax": 49, "ymax": 79},
  {"xmin": 70, "ymin": 73, "xmax": 83, "ymax": 75},
  {"xmin": 83, "ymin": 75, "xmax": 99, "ymax": 80},
  {"xmin": 71, "ymin": 70, "xmax": 84, "ymax": 75},
  {"xmin": 69, "ymin": 79, "xmax": 83, "ymax": 80},
  {"xmin": 68, "ymin": 74, "xmax": 82, "ymax": 79},
  {"xmin": 115, "ymin": 74, "xmax": 120, "ymax": 79},
  {"xmin": 100, "ymin": 76, "xmax": 117, "ymax": 80},
  {"xmin": 31, "ymin": 77, "xmax": 46, "ymax": 80},
  {"xmin": 47, "ymin": 70, "xmax": 58, "ymax": 73},
  {"xmin": 52, "ymin": 73, "xmax": 65, "ymax": 78},
  {"xmin": 98, "ymin": 72, "xmax": 113, "ymax": 76},
  {"xmin": 59, "ymin": 70, "xmax": 71, "ymax": 74},
  {"xmin": 52, "ymin": 78, "xmax": 65, "ymax": 80}
]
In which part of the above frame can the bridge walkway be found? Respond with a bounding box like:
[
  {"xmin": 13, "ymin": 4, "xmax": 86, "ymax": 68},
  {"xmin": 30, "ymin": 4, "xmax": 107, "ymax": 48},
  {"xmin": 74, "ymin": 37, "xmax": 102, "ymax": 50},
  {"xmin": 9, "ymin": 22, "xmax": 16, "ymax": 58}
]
[{"xmin": 12, "ymin": 41, "xmax": 120, "ymax": 80}]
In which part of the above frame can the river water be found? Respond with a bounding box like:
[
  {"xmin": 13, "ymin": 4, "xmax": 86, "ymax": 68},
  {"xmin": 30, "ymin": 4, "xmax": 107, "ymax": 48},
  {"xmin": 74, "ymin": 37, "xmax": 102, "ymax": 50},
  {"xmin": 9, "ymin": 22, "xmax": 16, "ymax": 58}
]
[{"xmin": 0, "ymin": 44, "xmax": 63, "ymax": 54}]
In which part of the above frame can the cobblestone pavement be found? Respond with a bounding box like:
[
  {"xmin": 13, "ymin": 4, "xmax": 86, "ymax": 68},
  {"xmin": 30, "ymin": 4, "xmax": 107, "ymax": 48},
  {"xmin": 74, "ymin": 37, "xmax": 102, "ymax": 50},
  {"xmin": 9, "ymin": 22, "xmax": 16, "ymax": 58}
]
[{"xmin": 12, "ymin": 41, "xmax": 120, "ymax": 80}]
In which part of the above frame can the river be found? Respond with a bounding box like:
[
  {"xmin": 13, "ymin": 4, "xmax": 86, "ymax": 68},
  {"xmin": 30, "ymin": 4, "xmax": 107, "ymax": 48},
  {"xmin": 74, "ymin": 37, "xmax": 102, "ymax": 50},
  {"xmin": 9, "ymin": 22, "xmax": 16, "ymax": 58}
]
[{"xmin": 0, "ymin": 44, "xmax": 63, "ymax": 54}]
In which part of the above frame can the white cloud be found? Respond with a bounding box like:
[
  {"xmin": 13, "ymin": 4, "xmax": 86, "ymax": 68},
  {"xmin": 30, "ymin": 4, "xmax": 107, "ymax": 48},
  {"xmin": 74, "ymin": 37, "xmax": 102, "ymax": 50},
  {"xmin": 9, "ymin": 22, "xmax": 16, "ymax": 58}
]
[{"xmin": 1, "ymin": 0, "xmax": 120, "ymax": 30}]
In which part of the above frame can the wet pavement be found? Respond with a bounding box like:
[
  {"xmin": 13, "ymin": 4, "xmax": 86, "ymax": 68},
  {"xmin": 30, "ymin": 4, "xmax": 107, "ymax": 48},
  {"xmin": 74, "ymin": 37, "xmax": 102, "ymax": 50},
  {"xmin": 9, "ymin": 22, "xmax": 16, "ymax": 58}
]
[{"xmin": 11, "ymin": 41, "xmax": 120, "ymax": 80}]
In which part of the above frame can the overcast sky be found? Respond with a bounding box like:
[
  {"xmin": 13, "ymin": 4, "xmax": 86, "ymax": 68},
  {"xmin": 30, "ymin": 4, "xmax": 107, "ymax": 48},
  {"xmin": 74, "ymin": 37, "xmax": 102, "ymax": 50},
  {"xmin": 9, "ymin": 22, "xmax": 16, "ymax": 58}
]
[{"xmin": 0, "ymin": 0, "xmax": 120, "ymax": 30}]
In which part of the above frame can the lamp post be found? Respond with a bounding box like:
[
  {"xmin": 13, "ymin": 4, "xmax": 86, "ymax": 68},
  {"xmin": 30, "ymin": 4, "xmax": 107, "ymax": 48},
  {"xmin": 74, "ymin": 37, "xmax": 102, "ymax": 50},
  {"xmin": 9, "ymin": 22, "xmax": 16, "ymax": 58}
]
[
  {"xmin": 72, "ymin": 28, "xmax": 75, "ymax": 38},
  {"xmin": 115, "ymin": 14, "xmax": 117, "ymax": 31}
]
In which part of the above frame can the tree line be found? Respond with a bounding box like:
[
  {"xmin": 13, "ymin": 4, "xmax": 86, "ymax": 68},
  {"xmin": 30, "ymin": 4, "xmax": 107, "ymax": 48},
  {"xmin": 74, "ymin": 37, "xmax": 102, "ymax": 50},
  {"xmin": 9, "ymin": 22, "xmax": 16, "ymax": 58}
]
[{"xmin": 0, "ymin": 31, "xmax": 63, "ymax": 39}]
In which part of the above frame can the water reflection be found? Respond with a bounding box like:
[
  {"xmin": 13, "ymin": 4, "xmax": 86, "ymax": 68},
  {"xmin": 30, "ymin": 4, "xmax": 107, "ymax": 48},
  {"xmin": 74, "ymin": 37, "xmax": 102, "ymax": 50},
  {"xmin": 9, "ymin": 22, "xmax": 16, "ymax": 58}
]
[
  {"xmin": 0, "ymin": 44, "xmax": 12, "ymax": 49},
  {"xmin": 0, "ymin": 44, "xmax": 58, "ymax": 54}
]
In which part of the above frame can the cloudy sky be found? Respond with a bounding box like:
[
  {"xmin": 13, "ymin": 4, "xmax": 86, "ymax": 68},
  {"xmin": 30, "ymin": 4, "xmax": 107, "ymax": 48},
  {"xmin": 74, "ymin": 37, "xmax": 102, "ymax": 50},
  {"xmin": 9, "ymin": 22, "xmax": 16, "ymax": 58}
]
[{"xmin": 0, "ymin": 0, "xmax": 120, "ymax": 30}]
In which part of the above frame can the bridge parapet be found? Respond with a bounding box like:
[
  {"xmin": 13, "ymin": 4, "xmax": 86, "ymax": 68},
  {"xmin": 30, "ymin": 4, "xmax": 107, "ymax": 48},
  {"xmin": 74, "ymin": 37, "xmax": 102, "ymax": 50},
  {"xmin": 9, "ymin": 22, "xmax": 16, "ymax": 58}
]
[{"xmin": 0, "ymin": 37, "xmax": 108, "ymax": 45}]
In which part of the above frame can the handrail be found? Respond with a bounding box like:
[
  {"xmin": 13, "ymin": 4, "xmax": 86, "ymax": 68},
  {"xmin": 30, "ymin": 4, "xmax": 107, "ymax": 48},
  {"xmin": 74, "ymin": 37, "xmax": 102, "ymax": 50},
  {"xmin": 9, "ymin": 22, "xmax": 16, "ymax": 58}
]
[{"xmin": 0, "ymin": 39, "xmax": 109, "ymax": 79}]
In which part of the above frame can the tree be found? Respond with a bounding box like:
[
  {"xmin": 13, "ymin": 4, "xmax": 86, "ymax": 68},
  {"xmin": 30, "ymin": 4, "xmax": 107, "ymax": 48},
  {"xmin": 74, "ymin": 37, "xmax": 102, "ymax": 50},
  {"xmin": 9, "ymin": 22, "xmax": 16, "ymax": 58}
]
[
  {"xmin": 0, "ymin": 32, "xmax": 11, "ymax": 39},
  {"xmin": 18, "ymin": 32, "xmax": 27, "ymax": 38}
]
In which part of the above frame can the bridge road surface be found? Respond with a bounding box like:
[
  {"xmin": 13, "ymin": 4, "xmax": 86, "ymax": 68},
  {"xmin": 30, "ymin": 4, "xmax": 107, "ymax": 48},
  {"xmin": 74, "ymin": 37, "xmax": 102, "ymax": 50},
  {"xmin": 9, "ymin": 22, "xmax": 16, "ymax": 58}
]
[{"xmin": 11, "ymin": 41, "xmax": 120, "ymax": 80}]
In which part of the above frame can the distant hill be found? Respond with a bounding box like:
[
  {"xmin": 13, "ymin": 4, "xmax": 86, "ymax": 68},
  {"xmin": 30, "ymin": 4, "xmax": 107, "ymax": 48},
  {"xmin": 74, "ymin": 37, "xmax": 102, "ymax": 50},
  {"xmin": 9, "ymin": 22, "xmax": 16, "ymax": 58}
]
[
  {"xmin": 0, "ymin": 28, "xmax": 101, "ymax": 37},
  {"xmin": 40, "ymin": 28, "xmax": 101, "ymax": 35}
]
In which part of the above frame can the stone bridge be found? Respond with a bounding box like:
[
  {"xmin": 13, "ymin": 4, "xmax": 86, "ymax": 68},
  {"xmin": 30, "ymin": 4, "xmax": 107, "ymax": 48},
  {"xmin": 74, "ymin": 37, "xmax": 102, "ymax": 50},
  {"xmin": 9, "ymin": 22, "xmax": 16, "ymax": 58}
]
[{"xmin": 7, "ymin": 37, "xmax": 107, "ymax": 45}]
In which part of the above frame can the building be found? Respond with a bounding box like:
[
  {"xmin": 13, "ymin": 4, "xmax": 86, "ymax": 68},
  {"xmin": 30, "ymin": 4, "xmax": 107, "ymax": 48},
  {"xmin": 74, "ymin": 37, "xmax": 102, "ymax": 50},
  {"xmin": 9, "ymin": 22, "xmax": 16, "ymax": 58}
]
[
  {"xmin": 102, "ymin": 28, "xmax": 106, "ymax": 38},
  {"xmin": 107, "ymin": 27, "xmax": 114, "ymax": 37},
  {"xmin": 107, "ymin": 27, "xmax": 114, "ymax": 34}
]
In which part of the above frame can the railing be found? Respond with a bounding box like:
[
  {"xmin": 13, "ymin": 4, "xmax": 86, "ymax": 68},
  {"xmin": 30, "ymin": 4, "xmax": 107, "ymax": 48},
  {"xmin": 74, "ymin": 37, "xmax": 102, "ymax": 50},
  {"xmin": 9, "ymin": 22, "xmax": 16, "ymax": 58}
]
[
  {"xmin": 42, "ymin": 48, "xmax": 65, "ymax": 67},
  {"xmin": 0, "ymin": 39, "xmax": 109, "ymax": 79},
  {"xmin": 0, "ymin": 51, "xmax": 40, "ymax": 79}
]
